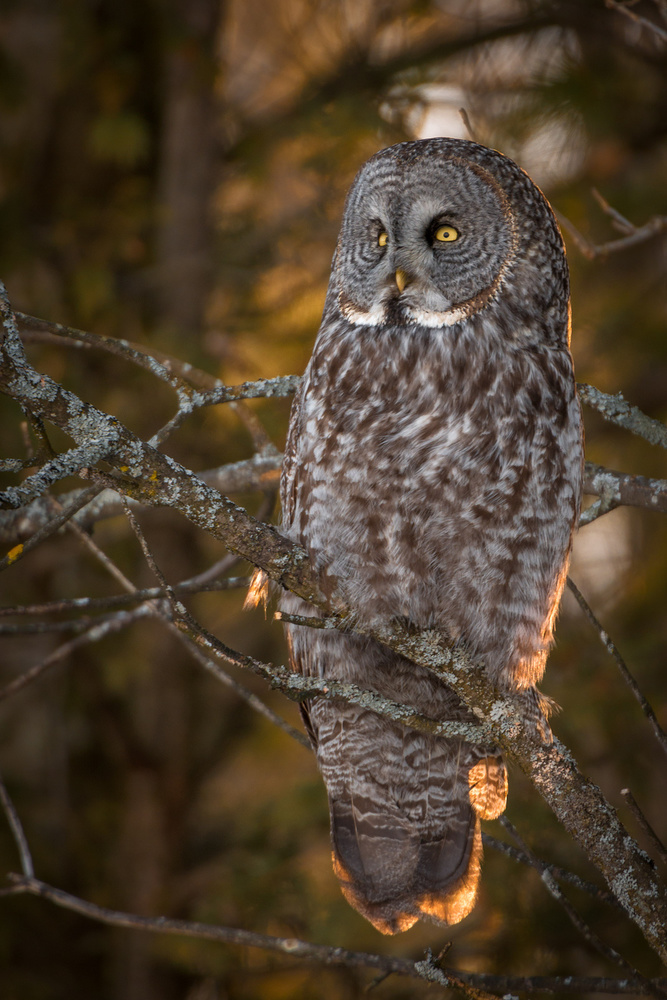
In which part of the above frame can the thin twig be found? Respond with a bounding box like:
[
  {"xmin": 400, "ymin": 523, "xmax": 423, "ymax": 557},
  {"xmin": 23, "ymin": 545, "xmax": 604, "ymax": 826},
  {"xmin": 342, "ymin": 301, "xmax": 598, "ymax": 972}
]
[
  {"xmin": 229, "ymin": 399, "xmax": 278, "ymax": 455},
  {"xmin": 605, "ymin": 0, "xmax": 667, "ymax": 42},
  {"xmin": 482, "ymin": 833, "xmax": 621, "ymax": 910},
  {"xmin": 16, "ymin": 312, "xmax": 301, "ymax": 409},
  {"xmin": 567, "ymin": 578, "xmax": 667, "ymax": 756},
  {"xmin": 182, "ymin": 553, "xmax": 242, "ymax": 590},
  {"xmin": 621, "ymin": 789, "xmax": 667, "ymax": 867},
  {"xmin": 66, "ymin": 507, "xmax": 137, "ymax": 593},
  {"xmin": 169, "ymin": 627, "xmax": 310, "ymax": 749},
  {"xmin": 459, "ymin": 107, "xmax": 477, "ymax": 141},
  {"xmin": 275, "ymin": 610, "xmax": 348, "ymax": 631},
  {"xmin": 0, "ymin": 484, "xmax": 102, "ymax": 572},
  {"xmin": 591, "ymin": 188, "xmax": 636, "ymax": 234},
  {"xmin": 17, "ymin": 313, "xmax": 199, "ymax": 405},
  {"xmin": 0, "ymin": 773, "xmax": 34, "ymax": 877},
  {"xmin": 499, "ymin": 817, "xmax": 667, "ymax": 1000},
  {"xmin": 121, "ymin": 500, "xmax": 173, "ymax": 596},
  {"xmin": 0, "ymin": 577, "xmax": 249, "ymax": 621},
  {"xmin": 0, "ymin": 617, "xmax": 99, "ymax": 635},
  {"xmin": 0, "ymin": 606, "xmax": 153, "ymax": 702},
  {"xmin": 557, "ymin": 210, "xmax": 667, "ymax": 260}
]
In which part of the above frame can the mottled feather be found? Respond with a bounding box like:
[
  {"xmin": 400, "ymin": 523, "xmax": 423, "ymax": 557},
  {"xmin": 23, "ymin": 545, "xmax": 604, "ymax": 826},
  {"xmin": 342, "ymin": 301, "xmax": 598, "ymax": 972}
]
[{"xmin": 277, "ymin": 138, "xmax": 583, "ymax": 933}]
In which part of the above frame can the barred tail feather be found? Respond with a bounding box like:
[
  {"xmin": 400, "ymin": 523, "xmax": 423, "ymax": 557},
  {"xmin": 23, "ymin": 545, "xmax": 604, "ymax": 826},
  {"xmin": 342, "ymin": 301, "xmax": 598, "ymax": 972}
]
[
  {"xmin": 320, "ymin": 717, "xmax": 508, "ymax": 934},
  {"xmin": 331, "ymin": 792, "xmax": 482, "ymax": 934}
]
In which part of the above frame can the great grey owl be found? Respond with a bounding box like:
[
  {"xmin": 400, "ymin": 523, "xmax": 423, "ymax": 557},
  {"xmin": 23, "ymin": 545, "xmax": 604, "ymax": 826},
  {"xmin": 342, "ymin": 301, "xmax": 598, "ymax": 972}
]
[{"xmin": 275, "ymin": 138, "xmax": 583, "ymax": 933}]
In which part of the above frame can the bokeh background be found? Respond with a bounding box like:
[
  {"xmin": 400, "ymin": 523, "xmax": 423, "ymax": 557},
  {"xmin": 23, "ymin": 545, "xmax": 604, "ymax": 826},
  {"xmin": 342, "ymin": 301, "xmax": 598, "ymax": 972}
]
[{"xmin": 1, "ymin": 1, "xmax": 666, "ymax": 997}]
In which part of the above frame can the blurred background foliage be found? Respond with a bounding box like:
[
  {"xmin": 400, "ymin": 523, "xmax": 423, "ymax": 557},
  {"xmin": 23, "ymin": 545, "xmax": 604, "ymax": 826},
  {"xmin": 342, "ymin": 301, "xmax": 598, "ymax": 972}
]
[{"xmin": 0, "ymin": 0, "xmax": 666, "ymax": 997}]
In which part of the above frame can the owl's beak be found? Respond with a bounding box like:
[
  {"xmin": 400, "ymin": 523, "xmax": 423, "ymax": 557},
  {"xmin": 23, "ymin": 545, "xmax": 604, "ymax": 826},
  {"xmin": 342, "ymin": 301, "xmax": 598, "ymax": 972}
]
[{"xmin": 395, "ymin": 269, "xmax": 408, "ymax": 293}]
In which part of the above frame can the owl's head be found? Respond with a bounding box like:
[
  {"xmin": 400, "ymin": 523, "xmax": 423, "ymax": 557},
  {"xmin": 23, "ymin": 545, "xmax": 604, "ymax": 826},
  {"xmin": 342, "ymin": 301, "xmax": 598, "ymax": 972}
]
[{"xmin": 331, "ymin": 138, "xmax": 567, "ymax": 338}]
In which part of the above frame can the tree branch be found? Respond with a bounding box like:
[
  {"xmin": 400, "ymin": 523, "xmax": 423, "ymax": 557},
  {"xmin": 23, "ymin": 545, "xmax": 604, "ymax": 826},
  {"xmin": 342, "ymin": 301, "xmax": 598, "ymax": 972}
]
[
  {"xmin": 3, "ymin": 453, "xmax": 666, "ymax": 553},
  {"xmin": 605, "ymin": 0, "xmax": 667, "ymax": 44},
  {"xmin": 3, "ymin": 874, "xmax": 666, "ymax": 996},
  {"xmin": 567, "ymin": 577, "xmax": 667, "ymax": 756},
  {"xmin": 578, "ymin": 384, "xmax": 667, "ymax": 450},
  {"xmin": 2, "ymin": 282, "xmax": 666, "ymax": 961}
]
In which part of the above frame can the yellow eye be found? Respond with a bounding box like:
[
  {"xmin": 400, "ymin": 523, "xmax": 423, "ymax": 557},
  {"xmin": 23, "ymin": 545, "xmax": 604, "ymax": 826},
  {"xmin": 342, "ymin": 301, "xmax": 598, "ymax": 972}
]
[
  {"xmin": 434, "ymin": 225, "xmax": 459, "ymax": 242},
  {"xmin": 378, "ymin": 231, "xmax": 388, "ymax": 247}
]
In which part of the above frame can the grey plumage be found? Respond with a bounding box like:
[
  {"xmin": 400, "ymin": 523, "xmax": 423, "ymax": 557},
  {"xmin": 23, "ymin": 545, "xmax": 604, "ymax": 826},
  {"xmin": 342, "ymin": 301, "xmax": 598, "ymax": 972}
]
[{"xmin": 276, "ymin": 138, "xmax": 583, "ymax": 933}]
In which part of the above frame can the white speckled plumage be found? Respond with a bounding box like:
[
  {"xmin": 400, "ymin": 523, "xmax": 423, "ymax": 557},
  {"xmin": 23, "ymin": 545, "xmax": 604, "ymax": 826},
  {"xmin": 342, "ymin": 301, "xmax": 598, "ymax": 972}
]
[{"xmin": 278, "ymin": 138, "xmax": 584, "ymax": 933}]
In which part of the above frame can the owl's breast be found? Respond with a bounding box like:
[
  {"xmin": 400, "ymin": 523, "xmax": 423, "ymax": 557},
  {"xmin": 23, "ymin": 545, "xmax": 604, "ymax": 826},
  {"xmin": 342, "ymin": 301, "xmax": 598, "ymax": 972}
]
[{"xmin": 282, "ymin": 321, "xmax": 582, "ymax": 671}]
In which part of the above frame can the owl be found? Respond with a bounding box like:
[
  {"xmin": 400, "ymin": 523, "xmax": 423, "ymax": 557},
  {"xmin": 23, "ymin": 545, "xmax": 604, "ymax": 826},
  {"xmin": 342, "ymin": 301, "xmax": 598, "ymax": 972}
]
[{"xmin": 277, "ymin": 138, "xmax": 583, "ymax": 934}]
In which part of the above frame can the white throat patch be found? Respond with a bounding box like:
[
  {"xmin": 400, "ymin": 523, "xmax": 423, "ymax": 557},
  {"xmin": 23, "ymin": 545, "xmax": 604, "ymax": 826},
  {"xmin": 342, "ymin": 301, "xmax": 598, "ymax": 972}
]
[{"xmin": 340, "ymin": 300, "xmax": 471, "ymax": 329}]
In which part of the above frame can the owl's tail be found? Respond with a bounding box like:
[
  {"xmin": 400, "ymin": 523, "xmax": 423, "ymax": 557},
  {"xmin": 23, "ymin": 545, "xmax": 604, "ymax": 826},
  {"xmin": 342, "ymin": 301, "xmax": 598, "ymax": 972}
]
[
  {"xmin": 282, "ymin": 597, "xmax": 508, "ymax": 933},
  {"xmin": 324, "ymin": 742, "xmax": 507, "ymax": 935}
]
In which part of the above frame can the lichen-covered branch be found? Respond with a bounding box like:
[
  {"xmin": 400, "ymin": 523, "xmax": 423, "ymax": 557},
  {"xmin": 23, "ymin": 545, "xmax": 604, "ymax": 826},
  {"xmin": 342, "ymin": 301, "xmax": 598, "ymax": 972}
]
[
  {"xmin": 578, "ymin": 383, "xmax": 667, "ymax": 449},
  {"xmin": 582, "ymin": 462, "xmax": 667, "ymax": 517},
  {"xmin": 2, "ymin": 284, "xmax": 666, "ymax": 961},
  {"xmin": 2, "ymin": 452, "xmax": 665, "ymax": 550},
  {"xmin": 3, "ymin": 874, "xmax": 665, "ymax": 996},
  {"xmin": 16, "ymin": 311, "xmax": 301, "ymax": 410}
]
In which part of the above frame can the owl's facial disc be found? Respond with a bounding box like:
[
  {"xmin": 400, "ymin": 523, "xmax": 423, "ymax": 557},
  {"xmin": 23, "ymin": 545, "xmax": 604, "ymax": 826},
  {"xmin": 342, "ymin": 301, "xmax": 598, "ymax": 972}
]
[{"xmin": 335, "ymin": 155, "xmax": 516, "ymax": 329}]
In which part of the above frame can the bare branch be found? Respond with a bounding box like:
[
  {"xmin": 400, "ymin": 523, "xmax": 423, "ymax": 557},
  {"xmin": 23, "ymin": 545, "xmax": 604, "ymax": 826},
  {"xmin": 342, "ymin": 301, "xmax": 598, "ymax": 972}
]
[
  {"xmin": 567, "ymin": 577, "xmax": 667, "ymax": 756},
  {"xmin": 0, "ymin": 774, "xmax": 34, "ymax": 878},
  {"xmin": 0, "ymin": 453, "xmax": 281, "ymax": 549},
  {"xmin": 578, "ymin": 383, "xmax": 667, "ymax": 450},
  {"xmin": 4, "ymin": 875, "xmax": 667, "ymax": 996},
  {"xmin": 17, "ymin": 312, "xmax": 301, "ymax": 410},
  {"xmin": 482, "ymin": 833, "xmax": 621, "ymax": 910},
  {"xmin": 499, "ymin": 817, "xmax": 666, "ymax": 1000},
  {"xmin": 605, "ymin": 0, "xmax": 667, "ymax": 43},
  {"xmin": 171, "ymin": 605, "xmax": 488, "ymax": 744},
  {"xmin": 0, "ymin": 606, "xmax": 154, "ymax": 702},
  {"xmin": 579, "ymin": 493, "xmax": 621, "ymax": 527},
  {"xmin": 17, "ymin": 312, "xmax": 198, "ymax": 398},
  {"xmin": 0, "ymin": 577, "xmax": 250, "ymax": 624},
  {"xmin": 557, "ymin": 210, "xmax": 667, "ymax": 260},
  {"xmin": 621, "ymin": 789, "xmax": 667, "ymax": 867}
]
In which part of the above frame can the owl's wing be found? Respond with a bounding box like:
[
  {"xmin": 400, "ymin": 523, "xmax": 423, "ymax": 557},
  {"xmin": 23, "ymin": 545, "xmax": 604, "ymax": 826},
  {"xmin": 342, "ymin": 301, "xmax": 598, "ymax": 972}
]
[
  {"xmin": 280, "ymin": 373, "xmax": 308, "ymax": 530},
  {"xmin": 244, "ymin": 374, "xmax": 308, "ymax": 612}
]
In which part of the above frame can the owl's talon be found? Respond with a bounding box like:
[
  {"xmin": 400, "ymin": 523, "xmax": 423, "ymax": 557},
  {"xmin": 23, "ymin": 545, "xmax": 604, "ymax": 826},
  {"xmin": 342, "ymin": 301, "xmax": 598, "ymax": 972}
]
[{"xmin": 513, "ymin": 688, "xmax": 556, "ymax": 745}]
